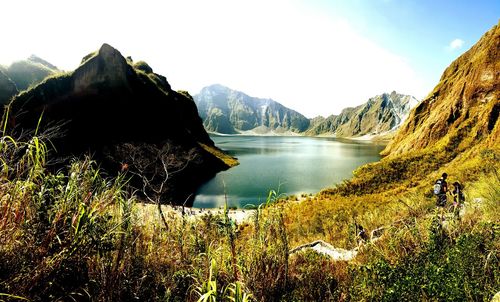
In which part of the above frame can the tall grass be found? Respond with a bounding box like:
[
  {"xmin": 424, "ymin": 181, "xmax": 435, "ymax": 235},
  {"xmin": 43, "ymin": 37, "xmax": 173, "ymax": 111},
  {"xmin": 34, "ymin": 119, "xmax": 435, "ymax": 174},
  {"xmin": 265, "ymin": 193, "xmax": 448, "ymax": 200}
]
[{"xmin": 1, "ymin": 126, "xmax": 498, "ymax": 301}]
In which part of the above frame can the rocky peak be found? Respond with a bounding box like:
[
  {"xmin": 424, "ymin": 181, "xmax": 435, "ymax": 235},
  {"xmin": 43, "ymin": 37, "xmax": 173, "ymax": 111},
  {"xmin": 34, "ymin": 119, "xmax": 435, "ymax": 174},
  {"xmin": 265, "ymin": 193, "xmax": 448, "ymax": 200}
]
[
  {"xmin": 73, "ymin": 43, "xmax": 130, "ymax": 93},
  {"xmin": 28, "ymin": 55, "xmax": 58, "ymax": 70},
  {"xmin": 134, "ymin": 61, "xmax": 154, "ymax": 74}
]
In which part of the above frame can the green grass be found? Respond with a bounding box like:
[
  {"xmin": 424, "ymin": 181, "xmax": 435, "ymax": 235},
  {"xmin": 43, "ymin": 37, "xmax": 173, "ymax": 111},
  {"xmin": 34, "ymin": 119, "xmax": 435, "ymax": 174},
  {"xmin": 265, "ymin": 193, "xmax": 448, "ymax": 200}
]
[
  {"xmin": 0, "ymin": 127, "xmax": 498, "ymax": 301},
  {"xmin": 5, "ymin": 60, "xmax": 56, "ymax": 91}
]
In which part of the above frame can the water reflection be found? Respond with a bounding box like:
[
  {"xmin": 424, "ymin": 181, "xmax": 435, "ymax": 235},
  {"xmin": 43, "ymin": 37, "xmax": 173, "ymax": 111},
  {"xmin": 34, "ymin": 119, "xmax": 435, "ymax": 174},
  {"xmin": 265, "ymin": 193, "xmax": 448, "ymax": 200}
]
[{"xmin": 194, "ymin": 135, "xmax": 385, "ymax": 208}]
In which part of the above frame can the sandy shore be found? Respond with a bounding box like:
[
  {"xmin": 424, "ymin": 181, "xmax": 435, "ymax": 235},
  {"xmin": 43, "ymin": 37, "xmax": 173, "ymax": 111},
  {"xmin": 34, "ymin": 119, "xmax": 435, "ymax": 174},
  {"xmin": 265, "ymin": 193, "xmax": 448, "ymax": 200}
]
[
  {"xmin": 136, "ymin": 203, "xmax": 255, "ymax": 225},
  {"xmin": 183, "ymin": 207, "xmax": 255, "ymax": 224}
]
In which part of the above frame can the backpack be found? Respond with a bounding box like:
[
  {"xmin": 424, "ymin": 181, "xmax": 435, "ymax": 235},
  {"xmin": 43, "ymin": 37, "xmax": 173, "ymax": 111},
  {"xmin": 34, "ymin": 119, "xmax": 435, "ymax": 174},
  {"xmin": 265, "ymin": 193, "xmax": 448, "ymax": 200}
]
[{"xmin": 433, "ymin": 179, "xmax": 443, "ymax": 195}]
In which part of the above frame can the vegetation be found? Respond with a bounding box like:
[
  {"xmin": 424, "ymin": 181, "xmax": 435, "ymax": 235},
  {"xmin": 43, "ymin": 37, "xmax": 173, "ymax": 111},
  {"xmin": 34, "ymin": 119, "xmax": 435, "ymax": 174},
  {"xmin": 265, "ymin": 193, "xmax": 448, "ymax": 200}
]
[
  {"xmin": 1, "ymin": 29, "xmax": 498, "ymax": 300},
  {"xmin": 199, "ymin": 143, "xmax": 239, "ymax": 168},
  {"xmin": 5, "ymin": 60, "xmax": 57, "ymax": 91},
  {"xmin": 0, "ymin": 119, "xmax": 498, "ymax": 301}
]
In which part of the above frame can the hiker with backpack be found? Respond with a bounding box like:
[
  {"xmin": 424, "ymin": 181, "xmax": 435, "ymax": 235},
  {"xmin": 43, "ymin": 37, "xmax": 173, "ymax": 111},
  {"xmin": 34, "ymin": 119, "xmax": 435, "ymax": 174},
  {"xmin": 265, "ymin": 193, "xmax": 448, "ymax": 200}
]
[
  {"xmin": 355, "ymin": 223, "xmax": 369, "ymax": 246},
  {"xmin": 434, "ymin": 173, "xmax": 449, "ymax": 220},
  {"xmin": 451, "ymin": 181, "xmax": 465, "ymax": 218}
]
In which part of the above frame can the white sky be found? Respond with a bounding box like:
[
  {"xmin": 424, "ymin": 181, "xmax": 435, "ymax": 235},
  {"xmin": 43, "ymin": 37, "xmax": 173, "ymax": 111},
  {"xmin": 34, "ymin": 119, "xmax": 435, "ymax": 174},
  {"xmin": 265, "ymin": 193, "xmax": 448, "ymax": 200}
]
[{"xmin": 1, "ymin": 0, "xmax": 429, "ymax": 117}]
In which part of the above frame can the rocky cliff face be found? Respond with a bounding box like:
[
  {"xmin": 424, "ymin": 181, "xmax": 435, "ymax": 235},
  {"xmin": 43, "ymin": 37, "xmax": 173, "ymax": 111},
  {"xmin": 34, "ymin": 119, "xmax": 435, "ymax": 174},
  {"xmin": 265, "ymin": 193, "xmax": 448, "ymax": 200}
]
[
  {"xmin": 382, "ymin": 22, "xmax": 500, "ymax": 156},
  {"xmin": 7, "ymin": 44, "xmax": 235, "ymax": 205},
  {"xmin": 306, "ymin": 92, "xmax": 419, "ymax": 137},
  {"xmin": 194, "ymin": 84, "xmax": 310, "ymax": 134}
]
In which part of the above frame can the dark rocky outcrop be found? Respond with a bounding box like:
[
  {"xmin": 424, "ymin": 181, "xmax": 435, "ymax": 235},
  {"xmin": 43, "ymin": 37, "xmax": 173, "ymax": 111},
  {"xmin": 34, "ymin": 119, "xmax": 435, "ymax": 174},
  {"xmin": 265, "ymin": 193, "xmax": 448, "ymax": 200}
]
[
  {"xmin": 194, "ymin": 84, "xmax": 310, "ymax": 134},
  {"xmin": 7, "ymin": 44, "xmax": 235, "ymax": 205}
]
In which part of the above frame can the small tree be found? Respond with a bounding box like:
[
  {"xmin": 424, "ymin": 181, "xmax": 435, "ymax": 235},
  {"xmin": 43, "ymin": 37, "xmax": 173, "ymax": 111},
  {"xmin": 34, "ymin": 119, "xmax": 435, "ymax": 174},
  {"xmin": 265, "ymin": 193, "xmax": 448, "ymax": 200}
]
[{"xmin": 112, "ymin": 141, "xmax": 197, "ymax": 230}]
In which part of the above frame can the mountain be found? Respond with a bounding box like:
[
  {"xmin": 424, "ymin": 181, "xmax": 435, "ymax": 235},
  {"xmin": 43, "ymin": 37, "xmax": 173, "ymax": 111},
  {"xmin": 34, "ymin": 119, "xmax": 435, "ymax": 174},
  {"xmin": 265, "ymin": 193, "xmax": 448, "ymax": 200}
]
[
  {"xmin": 306, "ymin": 92, "xmax": 419, "ymax": 138},
  {"xmin": 6, "ymin": 44, "xmax": 236, "ymax": 205},
  {"xmin": 3, "ymin": 55, "xmax": 59, "ymax": 91},
  {"xmin": 194, "ymin": 84, "xmax": 310, "ymax": 134},
  {"xmin": 0, "ymin": 69, "xmax": 18, "ymax": 105},
  {"xmin": 382, "ymin": 21, "xmax": 499, "ymax": 156}
]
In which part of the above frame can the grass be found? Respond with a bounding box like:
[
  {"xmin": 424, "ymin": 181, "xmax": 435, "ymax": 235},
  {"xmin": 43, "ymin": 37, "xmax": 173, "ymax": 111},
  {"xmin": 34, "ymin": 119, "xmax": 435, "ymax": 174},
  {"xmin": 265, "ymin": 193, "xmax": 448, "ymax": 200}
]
[
  {"xmin": 199, "ymin": 143, "xmax": 239, "ymax": 168},
  {"xmin": 0, "ymin": 123, "xmax": 498, "ymax": 301},
  {"xmin": 5, "ymin": 60, "xmax": 56, "ymax": 92}
]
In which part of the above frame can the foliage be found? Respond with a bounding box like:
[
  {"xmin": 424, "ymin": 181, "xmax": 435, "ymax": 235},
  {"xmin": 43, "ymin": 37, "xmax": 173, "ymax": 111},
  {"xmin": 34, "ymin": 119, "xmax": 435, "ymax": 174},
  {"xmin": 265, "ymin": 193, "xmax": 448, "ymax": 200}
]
[
  {"xmin": 349, "ymin": 221, "xmax": 500, "ymax": 301},
  {"xmin": 5, "ymin": 60, "xmax": 56, "ymax": 91},
  {"xmin": 0, "ymin": 122, "xmax": 498, "ymax": 301}
]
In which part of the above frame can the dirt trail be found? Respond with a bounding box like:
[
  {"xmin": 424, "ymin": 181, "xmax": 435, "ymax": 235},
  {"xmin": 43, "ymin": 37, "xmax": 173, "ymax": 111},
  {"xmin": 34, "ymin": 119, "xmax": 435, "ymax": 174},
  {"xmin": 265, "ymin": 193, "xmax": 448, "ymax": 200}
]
[
  {"xmin": 289, "ymin": 240, "xmax": 359, "ymax": 261},
  {"xmin": 289, "ymin": 199, "xmax": 482, "ymax": 261}
]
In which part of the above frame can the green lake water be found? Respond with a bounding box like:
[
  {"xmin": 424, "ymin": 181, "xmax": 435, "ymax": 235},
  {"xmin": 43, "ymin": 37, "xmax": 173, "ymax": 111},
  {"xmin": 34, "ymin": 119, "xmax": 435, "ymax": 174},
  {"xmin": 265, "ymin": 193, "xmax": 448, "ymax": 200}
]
[{"xmin": 193, "ymin": 135, "xmax": 385, "ymax": 208}]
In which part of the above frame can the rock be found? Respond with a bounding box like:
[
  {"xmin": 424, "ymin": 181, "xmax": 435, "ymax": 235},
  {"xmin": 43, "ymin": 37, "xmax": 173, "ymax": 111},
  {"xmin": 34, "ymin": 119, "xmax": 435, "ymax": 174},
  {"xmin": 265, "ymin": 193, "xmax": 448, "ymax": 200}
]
[{"xmin": 73, "ymin": 43, "xmax": 130, "ymax": 92}]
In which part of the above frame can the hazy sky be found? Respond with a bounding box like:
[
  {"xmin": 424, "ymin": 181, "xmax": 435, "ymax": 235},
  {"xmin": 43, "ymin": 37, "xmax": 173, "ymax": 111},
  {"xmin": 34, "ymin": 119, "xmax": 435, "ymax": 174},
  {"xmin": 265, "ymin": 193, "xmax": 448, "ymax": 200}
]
[{"xmin": 1, "ymin": 0, "xmax": 498, "ymax": 117}]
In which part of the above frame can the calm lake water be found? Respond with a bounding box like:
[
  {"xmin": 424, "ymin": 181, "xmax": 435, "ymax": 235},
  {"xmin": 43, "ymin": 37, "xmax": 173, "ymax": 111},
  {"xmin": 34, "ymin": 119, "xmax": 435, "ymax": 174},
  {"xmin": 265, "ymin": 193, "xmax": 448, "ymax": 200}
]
[{"xmin": 193, "ymin": 135, "xmax": 385, "ymax": 208}]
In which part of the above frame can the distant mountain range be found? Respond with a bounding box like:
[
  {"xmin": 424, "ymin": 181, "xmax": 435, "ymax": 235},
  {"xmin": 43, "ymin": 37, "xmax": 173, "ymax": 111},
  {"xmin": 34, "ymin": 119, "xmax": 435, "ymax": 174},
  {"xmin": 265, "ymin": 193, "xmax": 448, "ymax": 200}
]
[
  {"xmin": 194, "ymin": 84, "xmax": 419, "ymax": 138},
  {"xmin": 306, "ymin": 92, "xmax": 419, "ymax": 138}
]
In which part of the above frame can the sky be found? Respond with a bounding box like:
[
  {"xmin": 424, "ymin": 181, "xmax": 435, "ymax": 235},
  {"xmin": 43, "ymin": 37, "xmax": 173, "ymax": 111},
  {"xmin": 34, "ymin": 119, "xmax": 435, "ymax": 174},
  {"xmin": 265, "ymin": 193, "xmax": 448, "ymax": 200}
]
[{"xmin": 1, "ymin": 0, "xmax": 498, "ymax": 117}]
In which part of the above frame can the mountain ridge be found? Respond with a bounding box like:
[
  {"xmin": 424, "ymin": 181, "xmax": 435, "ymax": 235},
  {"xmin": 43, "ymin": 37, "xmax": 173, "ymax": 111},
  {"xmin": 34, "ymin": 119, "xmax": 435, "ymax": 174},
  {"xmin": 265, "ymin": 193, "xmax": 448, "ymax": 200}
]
[
  {"xmin": 307, "ymin": 92, "xmax": 419, "ymax": 138},
  {"xmin": 195, "ymin": 84, "xmax": 419, "ymax": 139},
  {"xmin": 382, "ymin": 21, "xmax": 499, "ymax": 156}
]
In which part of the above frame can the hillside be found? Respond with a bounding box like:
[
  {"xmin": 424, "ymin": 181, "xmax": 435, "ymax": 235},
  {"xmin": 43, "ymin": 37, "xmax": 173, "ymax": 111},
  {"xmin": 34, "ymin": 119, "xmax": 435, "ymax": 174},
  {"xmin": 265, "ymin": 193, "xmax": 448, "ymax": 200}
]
[
  {"xmin": 6, "ymin": 44, "xmax": 236, "ymax": 205},
  {"xmin": 383, "ymin": 22, "xmax": 499, "ymax": 156},
  {"xmin": 0, "ymin": 69, "xmax": 18, "ymax": 105},
  {"xmin": 194, "ymin": 84, "xmax": 310, "ymax": 134},
  {"xmin": 281, "ymin": 21, "xmax": 500, "ymax": 301},
  {"xmin": 306, "ymin": 91, "xmax": 419, "ymax": 138},
  {"xmin": 3, "ymin": 55, "xmax": 59, "ymax": 91}
]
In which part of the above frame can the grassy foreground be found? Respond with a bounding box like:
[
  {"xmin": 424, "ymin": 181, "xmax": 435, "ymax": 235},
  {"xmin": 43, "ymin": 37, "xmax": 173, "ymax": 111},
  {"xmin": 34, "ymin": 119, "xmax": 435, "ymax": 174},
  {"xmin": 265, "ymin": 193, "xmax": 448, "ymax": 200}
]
[{"xmin": 0, "ymin": 131, "xmax": 499, "ymax": 301}]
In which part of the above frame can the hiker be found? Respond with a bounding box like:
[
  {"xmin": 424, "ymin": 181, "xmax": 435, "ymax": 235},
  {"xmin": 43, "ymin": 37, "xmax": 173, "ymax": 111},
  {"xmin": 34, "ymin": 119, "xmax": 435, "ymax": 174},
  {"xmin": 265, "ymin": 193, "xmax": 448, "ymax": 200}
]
[
  {"xmin": 356, "ymin": 224, "xmax": 369, "ymax": 246},
  {"xmin": 451, "ymin": 181, "xmax": 465, "ymax": 218},
  {"xmin": 434, "ymin": 173, "xmax": 448, "ymax": 220}
]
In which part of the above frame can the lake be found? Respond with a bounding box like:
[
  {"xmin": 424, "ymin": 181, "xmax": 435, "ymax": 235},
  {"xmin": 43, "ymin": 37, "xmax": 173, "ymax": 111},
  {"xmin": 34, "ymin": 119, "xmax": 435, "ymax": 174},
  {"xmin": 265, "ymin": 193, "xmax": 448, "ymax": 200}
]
[{"xmin": 193, "ymin": 135, "xmax": 386, "ymax": 208}]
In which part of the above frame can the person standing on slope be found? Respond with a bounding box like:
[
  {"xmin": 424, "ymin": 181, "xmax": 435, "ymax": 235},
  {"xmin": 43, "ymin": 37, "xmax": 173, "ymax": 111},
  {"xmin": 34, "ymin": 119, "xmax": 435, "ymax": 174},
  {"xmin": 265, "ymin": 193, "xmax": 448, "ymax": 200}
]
[
  {"xmin": 434, "ymin": 173, "xmax": 449, "ymax": 220},
  {"xmin": 451, "ymin": 181, "xmax": 465, "ymax": 218}
]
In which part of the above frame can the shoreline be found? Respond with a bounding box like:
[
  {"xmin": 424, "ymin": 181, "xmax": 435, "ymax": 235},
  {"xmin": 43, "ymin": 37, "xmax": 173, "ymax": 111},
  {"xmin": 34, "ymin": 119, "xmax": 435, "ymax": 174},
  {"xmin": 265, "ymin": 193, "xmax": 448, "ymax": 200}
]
[
  {"xmin": 209, "ymin": 131, "xmax": 390, "ymax": 144},
  {"xmin": 136, "ymin": 203, "xmax": 256, "ymax": 224}
]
